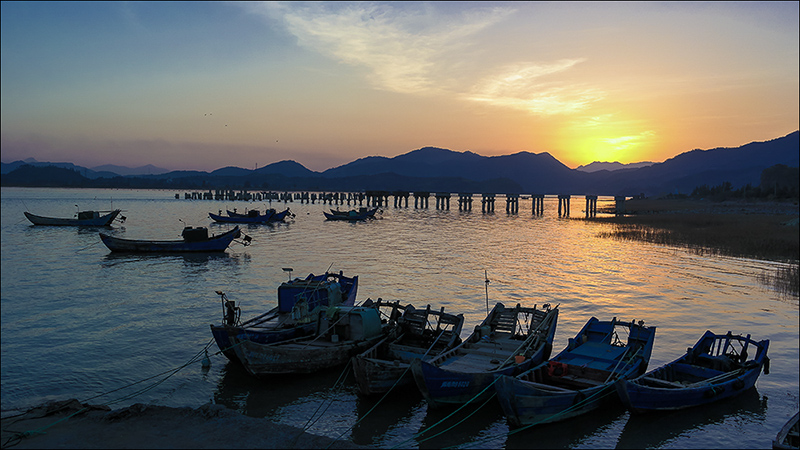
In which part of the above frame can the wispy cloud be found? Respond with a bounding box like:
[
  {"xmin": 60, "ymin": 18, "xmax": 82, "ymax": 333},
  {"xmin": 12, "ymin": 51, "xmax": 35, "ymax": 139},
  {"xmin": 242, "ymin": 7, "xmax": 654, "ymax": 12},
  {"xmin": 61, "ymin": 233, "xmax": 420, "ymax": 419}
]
[
  {"xmin": 246, "ymin": 2, "xmax": 511, "ymax": 94},
  {"xmin": 464, "ymin": 60, "xmax": 604, "ymax": 115},
  {"xmin": 243, "ymin": 2, "xmax": 597, "ymax": 116}
]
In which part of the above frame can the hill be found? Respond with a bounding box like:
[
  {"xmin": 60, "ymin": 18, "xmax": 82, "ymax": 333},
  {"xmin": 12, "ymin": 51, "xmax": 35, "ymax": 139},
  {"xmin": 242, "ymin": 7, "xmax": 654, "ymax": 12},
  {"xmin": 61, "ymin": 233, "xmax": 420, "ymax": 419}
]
[{"xmin": 2, "ymin": 131, "xmax": 797, "ymax": 196}]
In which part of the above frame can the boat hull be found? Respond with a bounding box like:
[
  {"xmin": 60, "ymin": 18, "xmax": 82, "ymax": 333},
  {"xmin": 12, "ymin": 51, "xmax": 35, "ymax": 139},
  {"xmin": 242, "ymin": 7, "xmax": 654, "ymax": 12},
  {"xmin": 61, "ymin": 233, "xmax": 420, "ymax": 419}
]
[
  {"xmin": 25, "ymin": 210, "xmax": 121, "ymax": 226},
  {"xmin": 495, "ymin": 375, "xmax": 614, "ymax": 427},
  {"xmin": 99, "ymin": 226, "xmax": 240, "ymax": 252},
  {"xmin": 236, "ymin": 333, "xmax": 385, "ymax": 375},
  {"xmin": 616, "ymin": 331, "xmax": 770, "ymax": 413},
  {"xmin": 209, "ymin": 212, "xmax": 273, "ymax": 224}
]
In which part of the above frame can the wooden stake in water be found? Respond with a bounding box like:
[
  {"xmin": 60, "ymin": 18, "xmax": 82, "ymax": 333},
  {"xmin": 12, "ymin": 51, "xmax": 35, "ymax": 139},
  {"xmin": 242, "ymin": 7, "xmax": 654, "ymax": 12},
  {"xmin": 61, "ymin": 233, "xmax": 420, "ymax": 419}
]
[{"xmin": 484, "ymin": 270, "xmax": 490, "ymax": 315}]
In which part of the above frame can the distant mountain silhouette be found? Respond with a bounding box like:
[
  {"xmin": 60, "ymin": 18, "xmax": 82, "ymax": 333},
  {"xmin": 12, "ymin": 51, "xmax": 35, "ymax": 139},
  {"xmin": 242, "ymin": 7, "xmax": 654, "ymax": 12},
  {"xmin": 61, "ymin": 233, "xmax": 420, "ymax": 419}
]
[
  {"xmin": 576, "ymin": 161, "xmax": 655, "ymax": 172},
  {"xmin": 255, "ymin": 160, "xmax": 318, "ymax": 178},
  {"xmin": 90, "ymin": 163, "xmax": 170, "ymax": 176},
  {"xmin": 2, "ymin": 131, "xmax": 797, "ymax": 196}
]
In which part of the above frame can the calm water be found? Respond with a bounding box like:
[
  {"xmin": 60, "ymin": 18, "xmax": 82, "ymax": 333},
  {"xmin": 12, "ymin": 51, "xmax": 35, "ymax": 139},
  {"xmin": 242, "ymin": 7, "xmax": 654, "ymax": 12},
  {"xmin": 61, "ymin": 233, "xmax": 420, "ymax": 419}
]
[{"xmin": 1, "ymin": 187, "xmax": 797, "ymax": 449}]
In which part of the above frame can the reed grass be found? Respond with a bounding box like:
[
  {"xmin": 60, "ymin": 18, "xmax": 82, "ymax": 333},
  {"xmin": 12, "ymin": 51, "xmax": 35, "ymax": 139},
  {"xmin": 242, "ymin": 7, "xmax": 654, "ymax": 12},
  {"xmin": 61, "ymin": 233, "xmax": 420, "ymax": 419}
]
[{"xmin": 590, "ymin": 199, "xmax": 799, "ymax": 297}]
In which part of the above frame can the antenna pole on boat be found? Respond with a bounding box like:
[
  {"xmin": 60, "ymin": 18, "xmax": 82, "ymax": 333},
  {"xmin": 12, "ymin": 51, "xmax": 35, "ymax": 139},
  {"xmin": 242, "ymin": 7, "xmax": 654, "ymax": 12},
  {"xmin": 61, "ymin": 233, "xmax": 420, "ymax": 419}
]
[
  {"xmin": 484, "ymin": 270, "xmax": 490, "ymax": 315},
  {"xmin": 283, "ymin": 267, "xmax": 293, "ymax": 281}
]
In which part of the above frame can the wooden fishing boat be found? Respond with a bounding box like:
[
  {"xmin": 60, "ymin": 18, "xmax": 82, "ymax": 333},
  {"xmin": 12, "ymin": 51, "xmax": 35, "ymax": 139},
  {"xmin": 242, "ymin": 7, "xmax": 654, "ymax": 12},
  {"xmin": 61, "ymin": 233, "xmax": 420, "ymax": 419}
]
[
  {"xmin": 24, "ymin": 209, "xmax": 123, "ymax": 226},
  {"xmin": 210, "ymin": 270, "xmax": 359, "ymax": 364},
  {"xmin": 615, "ymin": 330, "xmax": 770, "ymax": 413},
  {"xmin": 99, "ymin": 226, "xmax": 246, "ymax": 253},
  {"xmin": 494, "ymin": 316, "xmax": 656, "ymax": 428},
  {"xmin": 231, "ymin": 300, "xmax": 393, "ymax": 376},
  {"xmin": 209, "ymin": 211, "xmax": 274, "ymax": 224},
  {"xmin": 410, "ymin": 302, "xmax": 559, "ymax": 408},
  {"xmin": 323, "ymin": 207, "xmax": 379, "ymax": 221},
  {"xmin": 773, "ymin": 412, "xmax": 799, "ymax": 450},
  {"xmin": 352, "ymin": 301, "xmax": 465, "ymax": 396},
  {"xmin": 226, "ymin": 207, "xmax": 293, "ymax": 223}
]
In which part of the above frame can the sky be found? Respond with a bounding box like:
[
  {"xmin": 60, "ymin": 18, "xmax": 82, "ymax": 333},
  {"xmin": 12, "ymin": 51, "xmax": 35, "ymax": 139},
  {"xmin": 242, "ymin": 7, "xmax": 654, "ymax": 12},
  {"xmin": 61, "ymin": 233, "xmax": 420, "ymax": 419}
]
[{"xmin": 1, "ymin": 1, "xmax": 798, "ymax": 172}]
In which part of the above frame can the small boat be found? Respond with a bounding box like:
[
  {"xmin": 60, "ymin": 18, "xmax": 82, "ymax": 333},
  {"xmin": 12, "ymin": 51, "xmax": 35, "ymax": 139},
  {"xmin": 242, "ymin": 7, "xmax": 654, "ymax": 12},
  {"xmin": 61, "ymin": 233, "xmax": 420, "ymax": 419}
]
[
  {"xmin": 352, "ymin": 301, "xmax": 465, "ymax": 396},
  {"xmin": 774, "ymin": 412, "xmax": 799, "ymax": 450},
  {"xmin": 615, "ymin": 330, "xmax": 770, "ymax": 414},
  {"xmin": 226, "ymin": 207, "xmax": 294, "ymax": 223},
  {"xmin": 24, "ymin": 209, "xmax": 123, "ymax": 226},
  {"xmin": 99, "ymin": 226, "xmax": 247, "ymax": 253},
  {"xmin": 410, "ymin": 302, "xmax": 559, "ymax": 408},
  {"xmin": 230, "ymin": 299, "xmax": 393, "ymax": 376},
  {"xmin": 323, "ymin": 207, "xmax": 379, "ymax": 221},
  {"xmin": 210, "ymin": 270, "xmax": 359, "ymax": 364},
  {"xmin": 209, "ymin": 210, "xmax": 274, "ymax": 224},
  {"xmin": 494, "ymin": 317, "xmax": 656, "ymax": 428}
]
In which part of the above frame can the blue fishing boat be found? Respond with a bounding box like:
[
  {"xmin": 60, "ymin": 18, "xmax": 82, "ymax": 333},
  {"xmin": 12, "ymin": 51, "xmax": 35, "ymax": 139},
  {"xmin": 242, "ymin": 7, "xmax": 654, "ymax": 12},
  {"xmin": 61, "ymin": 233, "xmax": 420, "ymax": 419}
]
[
  {"xmin": 231, "ymin": 299, "xmax": 393, "ymax": 376},
  {"xmin": 615, "ymin": 330, "xmax": 770, "ymax": 413},
  {"xmin": 352, "ymin": 301, "xmax": 465, "ymax": 396},
  {"xmin": 99, "ymin": 226, "xmax": 246, "ymax": 253},
  {"xmin": 494, "ymin": 317, "xmax": 656, "ymax": 428},
  {"xmin": 411, "ymin": 302, "xmax": 559, "ymax": 408},
  {"xmin": 226, "ymin": 207, "xmax": 293, "ymax": 223},
  {"xmin": 25, "ymin": 209, "xmax": 124, "ymax": 226},
  {"xmin": 323, "ymin": 207, "xmax": 379, "ymax": 221},
  {"xmin": 209, "ymin": 210, "xmax": 274, "ymax": 224},
  {"xmin": 210, "ymin": 270, "xmax": 359, "ymax": 364}
]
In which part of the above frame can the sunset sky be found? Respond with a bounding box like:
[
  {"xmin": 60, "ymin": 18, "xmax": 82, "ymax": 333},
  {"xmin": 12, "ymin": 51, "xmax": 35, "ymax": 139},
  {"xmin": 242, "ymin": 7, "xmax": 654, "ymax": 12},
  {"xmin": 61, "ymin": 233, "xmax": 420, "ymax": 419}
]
[{"xmin": 1, "ymin": 1, "xmax": 798, "ymax": 172}]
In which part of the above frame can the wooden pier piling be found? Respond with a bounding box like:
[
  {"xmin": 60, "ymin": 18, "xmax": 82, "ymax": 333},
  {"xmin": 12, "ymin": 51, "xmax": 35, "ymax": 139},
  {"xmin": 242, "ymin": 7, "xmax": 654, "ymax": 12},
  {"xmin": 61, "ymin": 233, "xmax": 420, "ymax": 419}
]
[{"xmin": 558, "ymin": 194, "xmax": 571, "ymax": 217}]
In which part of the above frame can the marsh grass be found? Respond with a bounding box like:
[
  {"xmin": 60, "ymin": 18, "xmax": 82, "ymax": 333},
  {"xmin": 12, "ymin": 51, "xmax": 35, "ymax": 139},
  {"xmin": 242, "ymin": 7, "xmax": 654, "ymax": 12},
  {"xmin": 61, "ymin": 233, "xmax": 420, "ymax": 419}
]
[{"xmin": 592, "ymin": 209, "xmax": 799, "ymax": 297}]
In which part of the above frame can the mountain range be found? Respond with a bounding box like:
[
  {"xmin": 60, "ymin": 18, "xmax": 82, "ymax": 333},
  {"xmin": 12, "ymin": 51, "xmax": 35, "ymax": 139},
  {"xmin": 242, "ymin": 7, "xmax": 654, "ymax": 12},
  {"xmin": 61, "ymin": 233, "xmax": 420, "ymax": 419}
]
[{"xmin": 2, "ymin": 131, "xmax": 797, "ymax": 196}]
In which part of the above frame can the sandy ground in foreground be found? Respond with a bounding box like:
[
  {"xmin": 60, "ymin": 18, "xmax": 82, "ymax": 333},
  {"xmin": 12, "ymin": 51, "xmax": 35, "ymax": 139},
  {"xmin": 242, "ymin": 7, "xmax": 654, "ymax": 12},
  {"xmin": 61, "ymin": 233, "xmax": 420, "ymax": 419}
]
[{"xmin": 1, "ymin": 399, "xmax": 374, "ymax": 449}]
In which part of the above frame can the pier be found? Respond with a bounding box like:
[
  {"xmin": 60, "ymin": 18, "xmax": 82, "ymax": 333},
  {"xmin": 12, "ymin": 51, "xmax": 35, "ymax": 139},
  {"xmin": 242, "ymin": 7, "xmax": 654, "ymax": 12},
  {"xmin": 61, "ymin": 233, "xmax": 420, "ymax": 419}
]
[{"xmin": 177, "ymin": 189, "xmax": 628, "ymax": 218}]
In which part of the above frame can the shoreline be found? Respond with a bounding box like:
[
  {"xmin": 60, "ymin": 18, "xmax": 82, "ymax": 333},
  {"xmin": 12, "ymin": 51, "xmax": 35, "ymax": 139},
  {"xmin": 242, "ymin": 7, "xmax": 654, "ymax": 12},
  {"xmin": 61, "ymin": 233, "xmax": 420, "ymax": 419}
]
[{"xmin": 1, "ymin": 399, "xmax": 373, "ymax": 449}]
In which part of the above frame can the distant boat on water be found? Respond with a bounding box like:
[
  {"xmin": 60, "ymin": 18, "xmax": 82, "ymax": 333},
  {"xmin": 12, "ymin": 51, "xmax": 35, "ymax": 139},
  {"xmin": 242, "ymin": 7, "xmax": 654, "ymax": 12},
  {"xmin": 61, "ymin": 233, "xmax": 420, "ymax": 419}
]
[
  {"xmin": 24, "ymin": 209, "xmax": 124, "ymax": 226},
  {"xmin": 99, "ymin": 226, "xmax": 247, "ymax": 253}
]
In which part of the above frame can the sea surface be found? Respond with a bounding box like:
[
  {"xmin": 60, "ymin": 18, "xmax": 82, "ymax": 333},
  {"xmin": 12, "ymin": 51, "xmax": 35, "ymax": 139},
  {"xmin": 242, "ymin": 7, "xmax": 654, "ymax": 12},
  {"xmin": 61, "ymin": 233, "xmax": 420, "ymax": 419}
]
[{"xmin": 1, "ymin": 187, "xmax": 797, "ymax": 449}]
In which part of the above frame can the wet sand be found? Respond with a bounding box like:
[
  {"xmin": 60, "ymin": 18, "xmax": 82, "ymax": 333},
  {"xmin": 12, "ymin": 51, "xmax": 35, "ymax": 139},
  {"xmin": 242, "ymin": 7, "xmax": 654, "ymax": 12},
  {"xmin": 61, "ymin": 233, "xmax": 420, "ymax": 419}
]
[{"xmin": 1, "ymin": 399, "xmax": 373, "ymax": 449}]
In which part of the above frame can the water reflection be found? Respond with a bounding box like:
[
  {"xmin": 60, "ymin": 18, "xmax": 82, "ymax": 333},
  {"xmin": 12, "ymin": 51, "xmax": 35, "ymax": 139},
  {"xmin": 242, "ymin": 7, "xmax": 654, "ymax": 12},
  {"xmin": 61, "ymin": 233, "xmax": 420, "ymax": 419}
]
[
  {"xmin": 351, "ymin": 388, "xmax": 425, "ymax": 447},
  {"xmin": 100, "ymin": 252, "xmax": 233, "ymax": 267},
  {"xmin": 615, "ymin": 387, "xmax": 765, "ymax": 449},
  {"xmin": 414, "ymin": 400, "xmax": 508, "ymax": 449},
  {"xmin": 504, "ymin": 402, "xmax": 627, "ymax": 449},
  {"xmin": 212, "ymin": 361, "xmax": 347, "ymax": 419}
]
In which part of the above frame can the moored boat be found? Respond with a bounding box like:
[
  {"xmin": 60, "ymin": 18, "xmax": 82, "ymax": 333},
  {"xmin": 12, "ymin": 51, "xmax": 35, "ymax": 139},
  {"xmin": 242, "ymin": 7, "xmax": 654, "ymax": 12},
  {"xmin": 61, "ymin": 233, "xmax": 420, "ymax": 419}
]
[
  {"xmin": 225, "ymin": 207, "xmax": 293, "ymax": 223},
  {"xmin": 210, "ymin": 270, "xmax": 359, "ymax": 364},
  {"xmin": 24, "ymin": 209, "xmax": 124, "ymax": 226},
  {"xmin": 411, "ymin": 302, "xmax": 559, "ymax": 408},
  {"xmin": 99, "ymin": 226, "xmax": 247, "ymax": 253},
  {"xmin": 494, "ymin": 316, "xmax": 656, "ymax": 428},
  {"xmin": 615, "ymin": 330, "xmax": 770, "ymax": 414},
  {"xmin": 352, "ymin": 301, "xmax": 465, "ymax": 396},
  {"xmin": 231, "ymin": 299, "xmax": 393, "ymax": 376},
  {"xmin": 324, "ymin": 207, "xmax": 379, "ymax": 221},
  {"xmin": 774, "ymin": 412, "xmax": 800, "ymax": 450},
  {"xmin": 209, "ymin": 211, "xmax": 274, "ymax": 224}
]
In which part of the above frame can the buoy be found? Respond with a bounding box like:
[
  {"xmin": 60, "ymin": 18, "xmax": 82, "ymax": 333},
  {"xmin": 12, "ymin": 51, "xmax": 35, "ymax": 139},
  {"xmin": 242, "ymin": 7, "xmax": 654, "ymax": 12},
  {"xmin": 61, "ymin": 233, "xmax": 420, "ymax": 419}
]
[{"xmin": 201, "ymin": 349, "xmax": 211, "ymax": 368}]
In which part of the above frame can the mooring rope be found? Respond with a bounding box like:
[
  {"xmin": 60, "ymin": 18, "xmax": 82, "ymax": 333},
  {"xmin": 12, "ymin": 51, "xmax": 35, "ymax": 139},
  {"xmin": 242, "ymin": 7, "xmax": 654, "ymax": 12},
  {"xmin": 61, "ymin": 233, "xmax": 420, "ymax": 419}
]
[
  {"xmin": 325, "ymin": 329, "xmax": 448, "ymax": 448},
  {"xmin": 1, "ymin": 338, "xmax": 218, "ymax": 449},
  {"xmin": 289, "ymin": 361, "xmax": 353, "ymax": 448}
]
